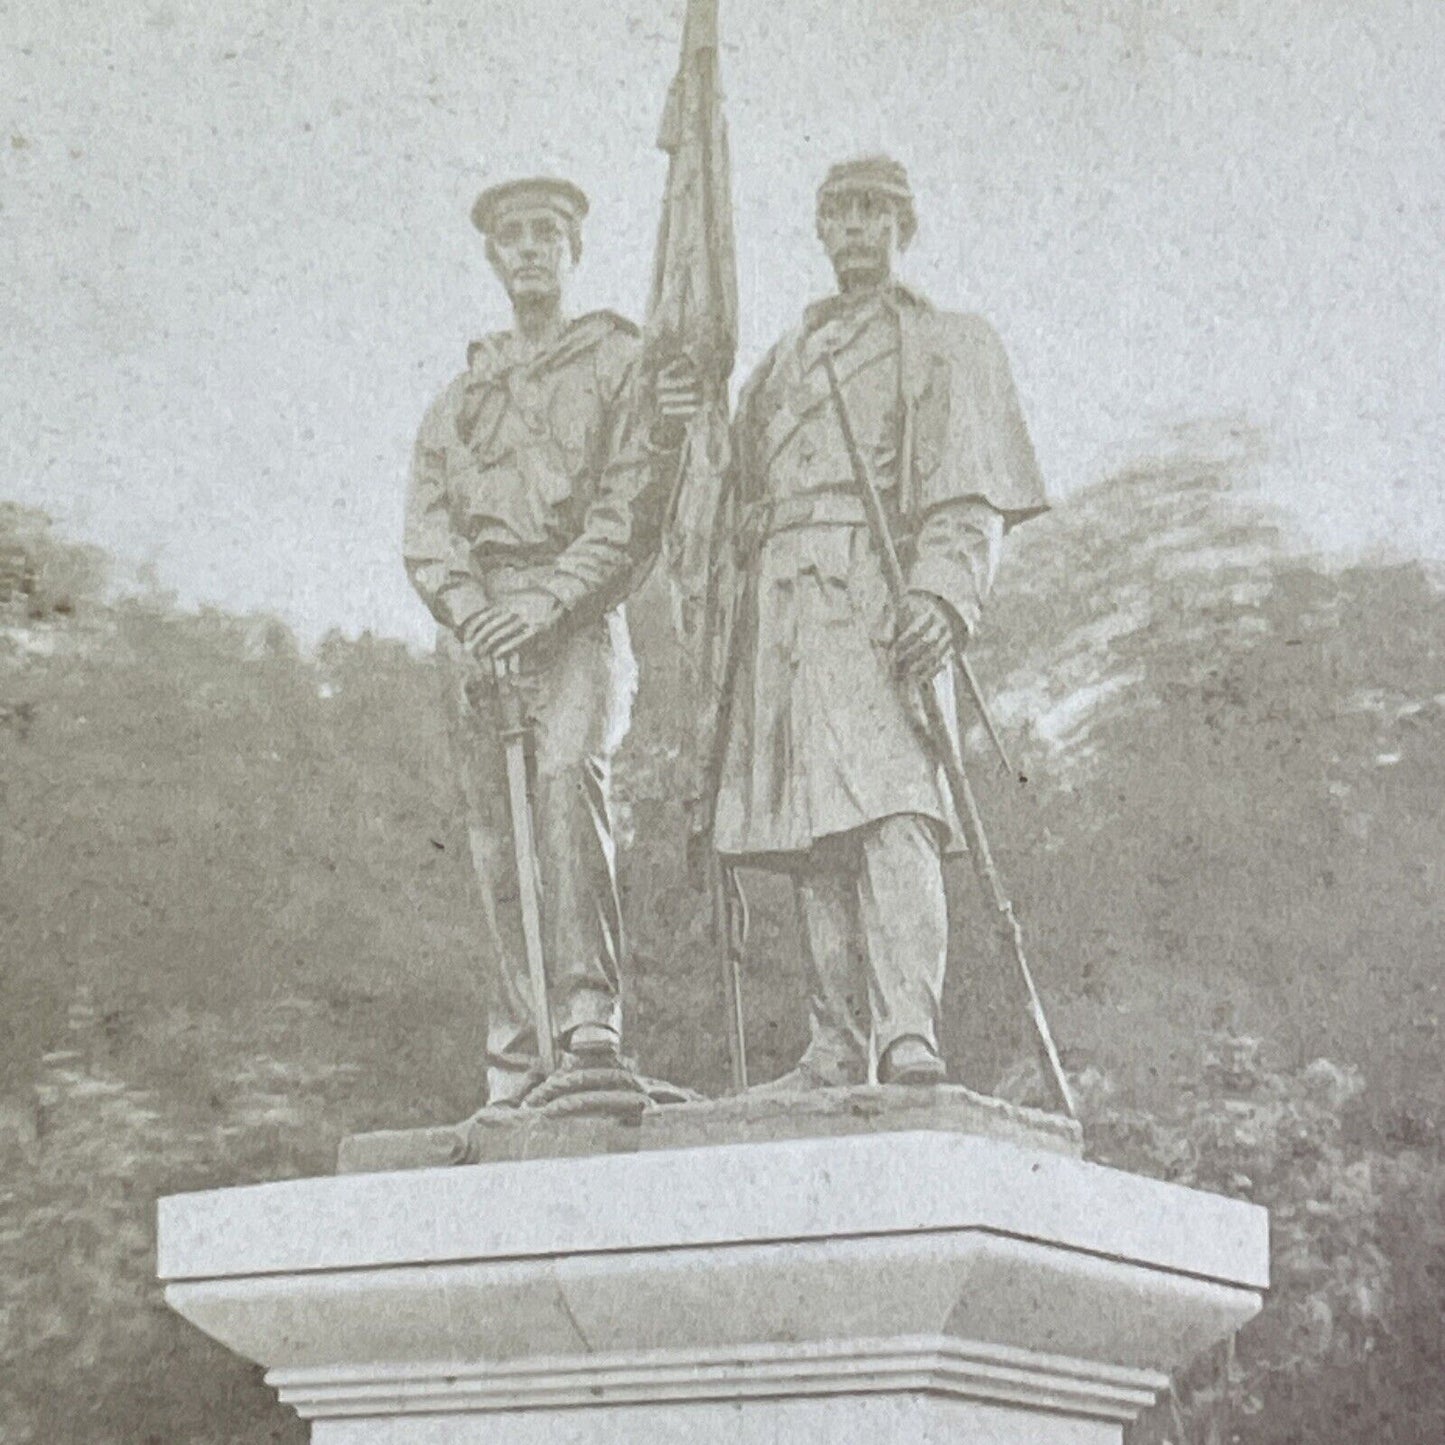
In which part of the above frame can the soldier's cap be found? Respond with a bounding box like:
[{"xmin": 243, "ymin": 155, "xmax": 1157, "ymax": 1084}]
[
  {"xmin": 816, "ymin": 155, "xmax": 917, "ymax": 246},
  {"xmin": 471, "ymin": 176, "xmax": 589, "ymax": 259}
]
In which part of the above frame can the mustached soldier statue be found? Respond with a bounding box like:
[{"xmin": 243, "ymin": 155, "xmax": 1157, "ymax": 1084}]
[
  {"xmin": 404, "ymin": 177, "xmax": 675, "ymax": 1108},
  {"xmin": 665, "ymin": 156, "xmax": 1048, "ymax": 1089}
]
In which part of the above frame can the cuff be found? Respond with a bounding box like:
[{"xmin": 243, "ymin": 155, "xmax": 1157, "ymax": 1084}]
[
  {"xmin": 533, "ymin": 568, "xmax": 592, "ymax": 613},
  {"xmin": 906, "ymin": 562, "xmax": 981, "ymax": 641},
  {"xmin": 438, "ymin": 580, "xmax": 492, "ymax": 640}
]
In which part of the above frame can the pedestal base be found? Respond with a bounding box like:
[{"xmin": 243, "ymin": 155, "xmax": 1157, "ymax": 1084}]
[
  {"xmin": 159, "ymin": 1131, "xmax": 1267, "ymax": 1443},
  {"xmin": 308, "ymin": 1393, "xmax": 1122, "ymax": 1444}
]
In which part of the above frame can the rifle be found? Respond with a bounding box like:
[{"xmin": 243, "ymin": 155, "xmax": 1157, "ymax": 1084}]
[{"xmin": 821, "ymin": 351, "xmax": 1076, "ymax": 1120}]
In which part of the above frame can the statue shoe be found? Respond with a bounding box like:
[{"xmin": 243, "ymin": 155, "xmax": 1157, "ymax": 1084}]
[
  {"xmin": 749, "ymin": 1057, "xmax": 866, "ymax": 1094},
  {"xmin": 525, "ymin": 1039, "xmax": 651, "ymax": 1120},
  {"xmin": 565, "ymin": 1024, "xmax": 625, "ymax": 1069},
  {"xmin": 877, "ymin": 1036, "xmax": 948, "ymax": 1086}
]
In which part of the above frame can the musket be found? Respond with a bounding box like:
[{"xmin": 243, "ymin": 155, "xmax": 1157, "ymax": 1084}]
[
  {"xmin": 493, "ymin": 655, "xmax": 556, "ymax": 1075},
  {"xmin": 821, "ymin": 351, "xmax": 1076, "ymax": 1120}
]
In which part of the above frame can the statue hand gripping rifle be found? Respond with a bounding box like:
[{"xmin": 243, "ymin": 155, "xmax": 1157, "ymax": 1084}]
[
  {"xmin": 663, "ymin": 155, "xmax": 1075, "ymax": 1113},
  {"xmin": 404, "ymin": 177, "xmax": 682, "ymax": 1114}
]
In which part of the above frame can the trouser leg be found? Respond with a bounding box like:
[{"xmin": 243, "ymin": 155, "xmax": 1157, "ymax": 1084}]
[
  {"xmin": 857, "ymin": 813, "xmax": 949, "ymax": 1060},
  {"xmin": 791, "ymin": 836, "xmax": 870, "ymax": 1079},
  {"xmin": 523, "ymin": 612, "xmax": 631, "ymax": 1047},
  {"xmin": 528, "ymin": 739, "xmax": 623, "ymax": 1044}
]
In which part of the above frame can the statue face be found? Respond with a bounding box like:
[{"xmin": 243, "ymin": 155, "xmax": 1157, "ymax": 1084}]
[
  {"xmin": 817, "ymin": 187, "xmax": 901, "ymax": 289},
  {"xmin": 487, "ymin": 205, "xmax": 573, "ymax": 305}
]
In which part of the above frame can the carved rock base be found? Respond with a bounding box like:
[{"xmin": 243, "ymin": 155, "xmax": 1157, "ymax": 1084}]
[
  {"xmin": 336, "ymin": 1081, "xmax": 1083, "ymax": 1172},
  {"xmin": 158, "ymin": 1131, "xmax": 1267, "ymax": 1444}
]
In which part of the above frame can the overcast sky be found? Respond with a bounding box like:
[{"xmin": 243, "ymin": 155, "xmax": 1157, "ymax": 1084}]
[{"xmin": 3, "ymin": 0, "xmax": 1441, "ymax": 643}]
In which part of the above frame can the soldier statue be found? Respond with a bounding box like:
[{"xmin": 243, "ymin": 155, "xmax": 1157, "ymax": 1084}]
[
  {"xmin": 404, "ymin": 176, "xmax": 675, "ymax": 1109},
  {"xmin": 664, "ymin": 155, "xmax": 1049, "ymax": 1090}
]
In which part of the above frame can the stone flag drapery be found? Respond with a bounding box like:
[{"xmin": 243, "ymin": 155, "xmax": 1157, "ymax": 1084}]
[{"xmin": 646, "ymin": 0, "xmax": 739, "ymax": 800}]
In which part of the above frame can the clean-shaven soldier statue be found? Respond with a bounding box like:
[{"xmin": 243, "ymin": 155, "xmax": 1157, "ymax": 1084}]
[
  {"xmin": 405, "ymin": 178, "xmax": 674, "ymax": 1107},
  {"xmin": 665, "ymin": 156, "xmax": 1048, "ymax": 1088}
]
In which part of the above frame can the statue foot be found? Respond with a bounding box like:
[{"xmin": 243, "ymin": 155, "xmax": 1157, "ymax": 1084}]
[{"xmin": 878, "ymin": 1036, "xmax": 947, "ymax": 1086}]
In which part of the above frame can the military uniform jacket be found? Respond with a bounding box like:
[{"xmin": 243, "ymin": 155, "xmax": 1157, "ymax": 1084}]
[
  {"xmin": 709, "ymin": 284, "xmax": 1047, "ymax": 860},
  {"xmin": 404, "ymin": 311, "xmax": 667, "ymax": 638}
]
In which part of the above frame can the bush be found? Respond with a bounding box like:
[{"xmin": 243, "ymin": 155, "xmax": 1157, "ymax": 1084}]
[{"xmin": 1081, "ymin": 1035, "xmax": 1445, "ymax": 1445}]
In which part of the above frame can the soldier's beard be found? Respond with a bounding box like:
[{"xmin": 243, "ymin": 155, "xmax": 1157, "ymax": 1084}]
[{"xmin": 831, "ymin": 250, "xmax": 892, "ymax": 292}]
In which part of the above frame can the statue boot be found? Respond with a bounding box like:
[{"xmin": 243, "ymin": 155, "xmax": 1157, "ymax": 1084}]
[{"xmin": 877, "ymin": 1035, "xmax": 947, "ymax": 1086}]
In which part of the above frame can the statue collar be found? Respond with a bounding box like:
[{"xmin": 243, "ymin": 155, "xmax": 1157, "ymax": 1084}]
[
  {"xmin": 464, "ymin": 310, "xmax": 635, "ymax": 384},
  {"xmin": 802, "ymin": 281, "xmax": 931, "ymax": 336}
]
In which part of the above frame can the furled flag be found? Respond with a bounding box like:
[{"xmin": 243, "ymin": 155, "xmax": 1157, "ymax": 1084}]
[{"xmin": 645, "ymin": 0, "xmax": 739, "ymax": 782}]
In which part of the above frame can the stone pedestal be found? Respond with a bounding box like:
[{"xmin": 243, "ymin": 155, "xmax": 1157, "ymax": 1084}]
[{"xmin": 158, "ymin": 1109, "xmax": 1267, "ymax": 1443}]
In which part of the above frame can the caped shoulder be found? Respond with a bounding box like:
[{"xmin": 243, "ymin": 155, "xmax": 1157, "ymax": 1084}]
[{"xmin": 914, "ymin": 307, "xmax": 1007, "ymax": 357}]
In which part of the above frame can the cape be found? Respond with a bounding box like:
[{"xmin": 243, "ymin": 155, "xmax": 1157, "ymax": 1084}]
[{"xmin": 731, "ymin": 285, "xmax": 1048, "ymax": 530}]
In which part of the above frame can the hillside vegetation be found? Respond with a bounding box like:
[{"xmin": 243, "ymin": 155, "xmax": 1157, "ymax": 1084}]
[{"xmin": 1, "ymin": 467, "xmax": 1443, "ymax": 1443}]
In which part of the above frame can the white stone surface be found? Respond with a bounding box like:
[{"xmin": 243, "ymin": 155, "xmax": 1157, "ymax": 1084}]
[
  {"xmin": 307, "ymin": 1395, "xmax": 1122, "ymax": 1445},
  {"xmin": 159, "ymin": 1131, "xmax": 1266, "ymax": 1285},
  {"xmin": 158, "ymin": 1131, "xmax": 1268, "ymax": 1444}
]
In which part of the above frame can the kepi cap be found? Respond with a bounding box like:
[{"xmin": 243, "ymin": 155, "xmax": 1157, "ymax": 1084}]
[{"xmin": 817, "ymin": 155, "xmax": 917, "ymax": 245}]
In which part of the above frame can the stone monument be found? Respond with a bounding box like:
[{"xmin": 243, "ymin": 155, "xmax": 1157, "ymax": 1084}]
[{"xmin": 157, "ymin": 4, "xmax": 1268, "ymax": 1439}]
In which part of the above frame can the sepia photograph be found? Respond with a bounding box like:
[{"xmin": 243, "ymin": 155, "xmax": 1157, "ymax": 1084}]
[{"xmin": 2, "ymin": 0, "xmax": 1442, "ymax": 1440}]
